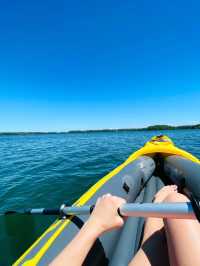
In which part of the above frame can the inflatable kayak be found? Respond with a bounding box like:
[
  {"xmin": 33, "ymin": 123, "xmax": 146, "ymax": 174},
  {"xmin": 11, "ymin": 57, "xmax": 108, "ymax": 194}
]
[{"xmin": 14, "ymin": 135, "xmax": 200, "ymax": 266}]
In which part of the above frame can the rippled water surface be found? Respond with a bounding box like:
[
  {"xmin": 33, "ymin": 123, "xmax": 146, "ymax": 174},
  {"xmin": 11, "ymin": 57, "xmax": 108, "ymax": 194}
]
[{"xmin": 0, "ymin": 130, "xmax": 200, "ymax": 264}]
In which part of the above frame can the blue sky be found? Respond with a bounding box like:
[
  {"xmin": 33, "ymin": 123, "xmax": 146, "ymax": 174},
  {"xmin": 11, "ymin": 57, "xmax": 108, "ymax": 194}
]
[{"xmin": 0, "ymin": 0, "xmax": 200, "ymax": 131}]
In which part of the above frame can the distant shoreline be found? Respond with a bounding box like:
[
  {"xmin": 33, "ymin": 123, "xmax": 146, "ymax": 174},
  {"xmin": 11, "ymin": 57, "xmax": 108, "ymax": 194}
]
[{"xmin": 0, "ymin": 124, "xmax": 199, "ymax": 136}]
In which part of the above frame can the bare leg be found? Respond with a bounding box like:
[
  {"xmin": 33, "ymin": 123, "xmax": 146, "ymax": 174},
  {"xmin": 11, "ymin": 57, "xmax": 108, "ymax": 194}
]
[
  {"xmin": 164, "ymin": 192, "xmax": 200, "ymax": 266},
  {"xmin": 142, "ymin": 185, "xmax": 177, "ymax": 244},
  {"xmin": 129, "ymin": 185, "xmax": 177, "ymax": 266}
]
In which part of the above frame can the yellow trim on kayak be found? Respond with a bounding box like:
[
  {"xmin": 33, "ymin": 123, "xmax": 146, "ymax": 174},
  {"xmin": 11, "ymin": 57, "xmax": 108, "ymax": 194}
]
[
  {"xmin": 14, "ymin": 136, "xmax": 200, "ymax": 265},
  {"xmin": 127, "ymin": 135, "xmax": 200, "ymax": 165},
  {"xmin": 20, "ymin": 220, "xmax": 72, "ymax": 266}
]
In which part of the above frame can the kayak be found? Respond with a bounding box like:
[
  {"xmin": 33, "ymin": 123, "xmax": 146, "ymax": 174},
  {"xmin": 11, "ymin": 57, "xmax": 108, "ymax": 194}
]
[{"xmin": 14, "ymin": 135, "xmax": 200, "ymax": 266}]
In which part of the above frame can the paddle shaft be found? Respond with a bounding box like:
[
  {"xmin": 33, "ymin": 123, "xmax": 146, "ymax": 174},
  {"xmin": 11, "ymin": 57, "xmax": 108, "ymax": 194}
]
[
  {"xmin": 64, "ymin": 202, "xmax": 196, "ymax": 219},
  {"xmin": 5, "ymin": 202, "xmax": 197, "ymax": 219},
  {"xmin": 120, "ymin": 202, "xmax": 196, "ymax": 219}
]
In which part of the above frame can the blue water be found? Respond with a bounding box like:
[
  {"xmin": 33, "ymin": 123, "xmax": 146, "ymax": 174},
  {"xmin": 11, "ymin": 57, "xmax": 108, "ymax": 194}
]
[
  {"xmin": 0, "ymin": 130, "xmax": 200, "ymax": 212},
  {"xmin": 0, "ymin": 130, "xmax": 200, "ymax": 264}
]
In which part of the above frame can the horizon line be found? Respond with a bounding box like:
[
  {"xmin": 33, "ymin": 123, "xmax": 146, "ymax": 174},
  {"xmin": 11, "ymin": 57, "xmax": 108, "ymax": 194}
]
[{"xmin": 0, "ymin": 123, "xmax": 199, "ymax": 134}]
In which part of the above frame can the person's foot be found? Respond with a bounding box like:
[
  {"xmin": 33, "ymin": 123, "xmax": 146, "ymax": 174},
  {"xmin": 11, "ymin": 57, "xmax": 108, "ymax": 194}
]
[{"xmin": 153, "ymin": 185, "xmax": 178, "ymax": 203}]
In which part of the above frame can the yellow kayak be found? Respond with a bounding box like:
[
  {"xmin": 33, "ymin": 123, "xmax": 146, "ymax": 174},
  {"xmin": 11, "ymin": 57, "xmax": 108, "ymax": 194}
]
[{"xmin": 14, "ymin": 135, "xmax": 200, "ymax": 266}]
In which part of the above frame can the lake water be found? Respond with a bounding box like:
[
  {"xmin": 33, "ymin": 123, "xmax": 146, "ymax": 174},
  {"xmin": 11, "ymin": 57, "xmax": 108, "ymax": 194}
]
[{"xmin": 0, "ymin": 130, "xmax": 200, "ymax": 264}]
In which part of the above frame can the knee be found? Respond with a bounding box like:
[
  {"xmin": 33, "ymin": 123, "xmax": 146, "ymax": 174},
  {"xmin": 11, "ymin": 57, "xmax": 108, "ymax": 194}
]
[{"xmin": 164, "ymin": 192, "xmax": 189, "ymax": 203}]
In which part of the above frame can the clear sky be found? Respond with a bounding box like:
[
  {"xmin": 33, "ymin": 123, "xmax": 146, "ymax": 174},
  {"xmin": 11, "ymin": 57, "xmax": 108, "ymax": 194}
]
[{"xmin": 0, "ymin": 0, "xmax": 200, "ymax": 131}]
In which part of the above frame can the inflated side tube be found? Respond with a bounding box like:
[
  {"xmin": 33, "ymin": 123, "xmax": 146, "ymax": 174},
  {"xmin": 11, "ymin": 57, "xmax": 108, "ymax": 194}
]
[
  {"xmin": 109, "ymin": 157, "xmax": 156, "ymax": 266},
  {"xmin": 164, "ymin": 155, "xmax": 200, "ymax": 199},
  {"xmin": 121, "ymin": 156, "xmax": 155, "ymax": 202}
]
